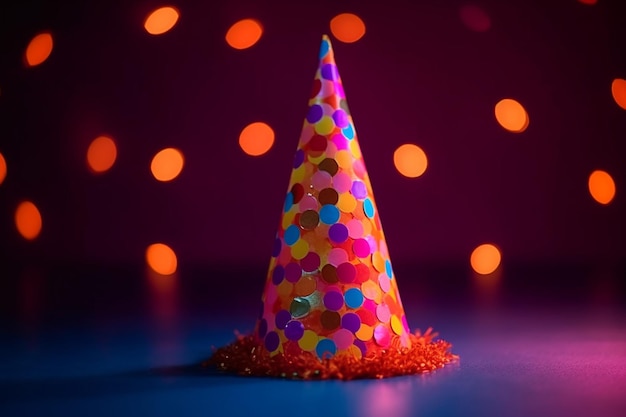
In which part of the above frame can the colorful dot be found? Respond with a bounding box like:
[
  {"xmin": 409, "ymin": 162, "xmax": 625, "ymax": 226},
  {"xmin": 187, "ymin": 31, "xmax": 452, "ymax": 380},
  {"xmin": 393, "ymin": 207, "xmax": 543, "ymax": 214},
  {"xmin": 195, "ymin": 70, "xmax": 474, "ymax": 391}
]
[
  {"xmin": 344, "ymin": 288, "xmax": 364, "ymax": 309},
  {"xmin": 239, "ymin": 122, "xmax": 274, "ymax": 156},
  {"xmin": 328, "ymin": 248, "xmax": 349, "ymax": 266},
  {"xmin": 284, "ymin": 192, "xmax": 294, "ymax": 212},
  {"xmin": 312, "ymin": 170, "xmax": 332, "ymax": 190},
  {"xmin": 319, "ymin": 38, "xmax": 330, "ymax": 58},
  {"xmin": 319, "ymin": 158, "xmax": 339, "ymax": 176},
  {"xmin": 330, "ymin": 13, "xmax": 366, "ymax": 43},
  {"xmin": 319, "ymin": 205, "xmax": 340, "ymax": 224},
  {"xmin": 341, "ymin": 312, "xmax": 362, "ymax": 332},
  {"xmin": 333, "ymin": 172, "xmax": 352, "ymax": 193},
  {"xmin": 275, "ymin": 310, "xmax": 291, "ymax": 329},
  {"xmin": 284, "ymin": 224, "xmax": 300, "ymax": 246},
  {"xmin": 374, "ymin": 325, "xmax": 391, "ymax": 347},
  {"xmin": 351, "ymin": 180, "xmax": 367, "ymax": 199},
  {"xmin": 393, "ymin": 144, "xmax": 428, "ymax": 178},
  {"xmin": 342, "ymin": 123, "xmax": 355, "ymax": 140},
  {"xmin": 356, "ymin": 324, "xmax": 374, "ymax": 341},
  {"xmin": 337, "ymin": 193, "xmax": 358, "ymax": 213},
  {"xmin": 353, "ymin": 239, "xmax": 371, "ymax": 258},
  {"xmin": 346, "ymin": 219, "xmax": 364, "ymax": 239},
  {"xmin": 470, "ymin": 243, "xmax": 501, "ymax": 275},
  {"xmin": 291, "ymin": 239, "xmax": 310, "ymax": 260},
  {"xmin": 323, "ymin": 291, "xmax": 344, "ymax": 311},
  {"xmin": 391, "ymin": 315, "xmax": 404, "ymax": 335},
  {"xmin": 385, "ymin": 259, "xmax": 393, "ymax": 278},
  {"xmin": 321, "ymin": 310, "xmax": 341, "ymax": 330},
  {"xmin": 306, "ymin": 104, "xmax": 324, "ymax": 123},
  {"xmin": 376, "ymin": 304, "xmax": 391, "ymax": 323},
  {"xmin": 322, "ymin": 264, "xmax": 339, "ymax": 283},
  {"xmin": 226, "ymin": 19, "xmax": 263, "ymax": 49},
  {"xmin": 272, "ymin": 265, "xmax": 285, "ymax": 285},
  {"xmin": 316, "ymin": 338, "xmax": 337, "ymax": 359},
  {"xmin": 495, "ymin": 98, "xmax": 529, "ymax": 133},
  {"xmin": 264, "ymin": 331, "xmax": 280, "ymax": 351},
  {"xmin": 299, "ymin": 330, "xmax": 319, "ymax": 351},
  {"xmin": 144, "ymin": 6, "xmax": 179, "ymax": 35},
  {"xmin": 285, "ymin": 262, "xmax": 302, "ymax": 282},
  {"xmin": 315, "ymin": 116, "xmax": 335, "ymax": 135},
  {"xmin": 301, "ymin": 252, "xmax": 321, "ymax": 272},
  {"xmin": 363, "ymin": 198, "xmax": 375, "ymax": 218},
  {"xmin": 321, "ymin": 64, "xmax": 339, "ymax": 81},
  {"xmin": 332, "ymin": 328, "xmax": 354, "ymax": 350},
  {"xmin": 151, "ymin": 148, "xmax": 184, "ymax": 181},
  {"xmin": 272, "ymin": 238, "xmax": 282, "ymax": 257},
  {"xmin": 319, "ymin": 188, "xmax": 339, "ymax": 205},
  {"xmin": 284, "ymin": 320, "xmax": 304, "ymax": 341},
  {"xmin": 328, "ymin": 223, "xmax": 349, "ymax": 243}
]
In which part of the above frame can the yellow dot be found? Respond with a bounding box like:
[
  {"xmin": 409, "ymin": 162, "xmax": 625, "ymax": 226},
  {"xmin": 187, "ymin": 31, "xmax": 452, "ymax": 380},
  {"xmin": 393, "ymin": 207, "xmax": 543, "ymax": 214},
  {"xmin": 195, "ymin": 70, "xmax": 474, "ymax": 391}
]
[
  {"xmin": 298, "ymin": 330, "xmax": 319, "ymax": 351},
  {"xmin": 372, "ymin": 252, "xmax": 386, "ymax": 272},
  {"xmin": 349, "ymin": 139, "xmax": 361, "ymax": 159},
  {"xmin": 393, "ymin": 144, "xmax": 428, "ymax": 178},
  {"xmin": 330, "ymin": 13, "xmax": 366, "ymax": 43},
  {"xmin": 470, "ymin": 244, "xmax": 501, "ymax": 275},
  {"xmin": 348, "ymin": 344, "xmax": 363, "ymax": 359},
  {"xmin": 239, "ymin": 122, "xmax": 275, "ymax": 156},
  {"xmin": 494, "ymin": 98, "xmax": 529, "ymax": 133},
  {"xmin": 25, "ymin": 32, "xmax": 53, "ymax": 67},
  {"xmin": 588, "ymin": 170, "xmax": 616, "ymax": 205},
  {"xmin": 146, "ymin": 243, "xmax": 177, "ymax": 275},
  {"xmin": 391, "ymin": 315, "xmax": 404, "ymax": 335},
  {"xmin": 144, "ymin": 6, "xmax": 179, "ymax": 35},
  {"xmin": 337, "ymin": 192, "xmax": 357, "ymax": 213},
  {"xmin": 281, "ymin": 210, "xmax": 296, "ymax": 230},
  {"xmin": 291, "ymin": 239, "xmax": 309, "ymax": 260},
  {"xmin": 15, "ymin": 201, "xmax": 42, "ymax": 240},
  {"xmin": 0, "ymin": 152, "xmax": 6, "ymax": 185},
  {"xmin": 226, "ymin": 19, "xmax": 263, "ymax": 50},
  {"xmin": 87, "ymin": 136, "xmax": 117, "ymax": 173},
  {"xmin": 356, "ymin": 324, "xmax": 373, "ymax": 341},
  {"xmin": 151, "ymin": 148, "xmax": 184, "ymax": 182},
  {"xmin": 611, "ymin": 78, "xmax": 626, "ymax": 110},
  {"xmin": 314, "ymin": 116, "xmax": 335, "ymax": 135}
]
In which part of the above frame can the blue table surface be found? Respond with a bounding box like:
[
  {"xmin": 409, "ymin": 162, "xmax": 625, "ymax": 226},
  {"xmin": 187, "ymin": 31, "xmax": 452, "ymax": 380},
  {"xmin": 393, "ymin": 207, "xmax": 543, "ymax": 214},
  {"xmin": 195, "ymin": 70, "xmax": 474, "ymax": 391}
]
[{"xmin": 1, "ymin": 263, "xmax": 625, "ymax": 417}]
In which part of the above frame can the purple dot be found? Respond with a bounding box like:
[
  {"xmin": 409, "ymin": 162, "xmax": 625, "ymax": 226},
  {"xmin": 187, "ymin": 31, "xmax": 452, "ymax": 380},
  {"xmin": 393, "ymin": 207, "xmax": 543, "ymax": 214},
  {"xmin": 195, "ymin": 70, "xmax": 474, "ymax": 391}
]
[
  {"xmin": 301, "ymin": 252, "xmax": 321, "ymax": 272},
  {"xmin": 275, "ymin": 310, "xmax": 291, "ymax": 329},
  {"xmin": 353, "ymin": 239, "xmax": 371, "ymax": 258},
  {"xmin": 272, "ymin": 238, "xmax": 281, "ymax": 257},
  {"xmin": 321, "ymin": 64, "xmax": 339, "ymax": 81},
  {"xmin": 328, "ymin": 223, "xmax": 349, "ymax": 243},
  {"xmin": 272, "ymin": 265, "xmax": 285, "ymax": 285},
  {"xmin": 336, "ymin": 262, "xmax": 356, "ymax": 283},
  {"xmin": 353, "ymin": 339, "xmax": 367, "ymax": 356},
  {"xmin": 257, "ymin": 319, "xmax": 268, "ymax": 338},
  {"xmin": 264, "ymin": 331, "xmax": 280, "ymax": 351},
  {"xmin": 341, "ymin": 312, "xmax": 361, "ymax": 333},
  {"xmin": 294, "ymin": 149, "xmax": 304, "ymax": 169},
  {"xmin": 332, "ymin": 109, "xmax": 349, "ymax": 128},
  {"xmin": 351, "ymin": 181, "xmax": 367, "ymax": 200},
  {"xmin": 323, "ymin": 291, "xmax": 344, "ymax": 311},
  {"xmin": 285, "ymin": 262, "xmax": 302, "ymax": 282},
  {"xmin": 306, "ymin": 104, "xmax": 324, "ymax": 123},
  {"xmin": 284, "ymin": 320, "xmax": 305, "ymax": 341}
]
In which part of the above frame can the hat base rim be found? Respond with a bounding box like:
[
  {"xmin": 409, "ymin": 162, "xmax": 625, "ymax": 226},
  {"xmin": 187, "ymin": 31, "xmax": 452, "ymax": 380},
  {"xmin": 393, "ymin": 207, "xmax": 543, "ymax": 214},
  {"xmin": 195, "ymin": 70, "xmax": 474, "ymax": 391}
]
[{"xmin": 204, "ymin": 329, "xmax": 457, "ymax": 380}]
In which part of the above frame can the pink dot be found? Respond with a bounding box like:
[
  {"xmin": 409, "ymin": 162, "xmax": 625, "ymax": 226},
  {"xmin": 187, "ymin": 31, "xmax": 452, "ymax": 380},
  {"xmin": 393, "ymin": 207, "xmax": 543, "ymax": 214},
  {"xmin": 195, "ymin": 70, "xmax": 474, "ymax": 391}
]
[
  {"xmin": 301, "ymin": 252, "xmax": 321, "ymax": 272},
  {"xmin": 332, "ymin": 328, "xmax": 354, "ymax": 350},
  {"xmin": 332, "ymin": 133, "xmax": 348, "ymax": 150},
  {"xmin": 346, "ymin": 219, "xmax": 364, "ymax": 239},
  {"xmin": 376, "ymin": 303, "xmax": 391, "ymax": 323},
  {"xmin": 353, "ymin": 239, "xmax": 371, "ymax": 258},
  {"xmin": 365, "ymin": 235, "xmax": 377, "ymax": 253},
  {"xmin": 336, "ymin": 262, "xmax": 356, "ymax": 283},
  {"xmin": 378, "ymin": 274, "xmax": 391, "ymax": 293},
  {"xmin": 333, "ymin": 172, "xmax": 352, "ymax": 193},
  {"xmin": 374, "ymin": 324, "xmax": 391, "ymax": 347},
  {"xmin": 299, "ymin": 124, "xmax": 314, "ymax": 147},
  {"xmin": 362, "ymin": 299, "xmax": 377, "ymax": 312},
  {"xmin": 325, "ymin": 140, "xmax": 338, "ymax": 158},
  {"xmin": 328, "ymin": 248, "xmax": 349, "ymax": 266},
  {"xmin": 299, "ymin": 195, "xmax": 318, "ymax": 212},
  {"xmin": 312, "ymin": 171, "xmax": 332, "ymax": 190},
  {"xmin": 320, "ymin": 79, "xmax": 335, "ymax": 98},
  {"xmin": 353, "ymin": 159, "xmax": 366, "ymax": 179}
]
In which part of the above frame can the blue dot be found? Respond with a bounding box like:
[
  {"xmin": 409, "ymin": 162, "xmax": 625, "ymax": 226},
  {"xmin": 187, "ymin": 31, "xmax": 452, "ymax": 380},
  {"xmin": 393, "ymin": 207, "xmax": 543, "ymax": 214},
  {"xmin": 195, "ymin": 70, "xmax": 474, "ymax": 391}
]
[
  {"xmin": 316, "ymin": 338, "xmax": 337, "ymax": 359},
  {"xmin": 284, "ymin": 225, "xmax": 300, "ymax": 246},
  {"xmin": 342, "ymin": 123, "xmax": 355, "ymax": 140},
  {"xmin": 385, "ymin": 259, "xmax": 393, "ymax": 278},
  {"xmin": 344, "ymin": 288, "xmax": 364, "ymax": 309},
  {"xmin": 319, "ymin": 205, "xmax": 340, "ymax": 225},
  {"xmin": 319, "ymin": 39, "xmax": 330, "ymax": 59},
  {"xmin": 363, "ymin": 198, "xmax": 375, "ymax": 218},
  {"xmin": 284, "ymin": 192, "xmax": 294, "ymax": 212}
]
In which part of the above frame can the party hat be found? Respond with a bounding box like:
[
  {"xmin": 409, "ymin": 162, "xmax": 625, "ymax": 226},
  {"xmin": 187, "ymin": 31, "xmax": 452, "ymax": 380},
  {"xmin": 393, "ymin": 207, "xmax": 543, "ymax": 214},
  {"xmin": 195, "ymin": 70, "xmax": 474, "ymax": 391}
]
[{"xmin": 208, "ymin": 35, "xmax": 455, "ymax": 379}]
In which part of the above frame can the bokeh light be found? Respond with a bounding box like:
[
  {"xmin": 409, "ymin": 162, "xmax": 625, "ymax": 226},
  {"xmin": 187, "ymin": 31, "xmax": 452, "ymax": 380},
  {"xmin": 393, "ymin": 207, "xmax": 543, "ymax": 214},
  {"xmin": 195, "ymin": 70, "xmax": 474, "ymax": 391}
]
[
  {"xmin": 459, "ymin": 5, "xmax": 491, "ymax": 32},
  {"xmin": 151, "ymin": 148, "xmax": 184, "ymax": 182},
  {"xmin": 470, "ymin": 244, "xmax": 501, "ymax": 275},
  {"xmin": 611, "ymin": 78, "xmax": 626, "ymax": 110},
  {"xmin": 146, "ymin": 243, "xmax": 177, "ymax": 275},
  {"xmin": 144, "ymin": 6, "xmax": 180, "ymax": 35},
  {"xmin": 87, "ymin": 136, "xmax": 117, "ymax": 174},
  {"xmin": 330, "ymin": 13, "xmax": 366, "ymax": 43},
  {"xmin": 225, "ymin": 19, "xmax": 263, "ymax": 50},
  {"xmin": 578, "ymin": 0, "xmax": 597, "ymax": 5},
  {"xmin": 588, "ymin": 170, "xmax": 616, "ymax": 205},
  {"xmin": 25, "ymin": 32, "xmax": 53, "ymax": 67},
  {"xmin": 0, "ymin": 152, "xmax": 6, "ymax": 185},
  {"xmin": 494, "ymin": 98, "xmax": 529, "ymax": 133},
  {"xmin": 15, "ymin": 201, "xmax": 42, "ymax": 240},
  {"xmin": 239, "ymin": 122, "xmax": 275, "ymax": 156},
  {"xmin": 393, "ymin": 144, "xmax": 428, "ymax": 178}
]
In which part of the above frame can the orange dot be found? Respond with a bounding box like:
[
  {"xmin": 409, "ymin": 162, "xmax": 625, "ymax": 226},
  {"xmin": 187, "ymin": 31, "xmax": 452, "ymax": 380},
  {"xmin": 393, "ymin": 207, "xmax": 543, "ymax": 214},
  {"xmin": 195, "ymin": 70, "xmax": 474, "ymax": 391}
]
[
  {"xmin": 25, "ymin": 32, "xmax": 53, "ymax": 67},
  {"xmin": 144, "ymin": 6, "xmax": 180, "ymax": 35},
  {"xmin": 15, "ymin": 201, "xmax": 42, "ymax": 240},
  {"xmin": 578, "ymin": 0, "xmax": 597, "ymax": 4},
  {"xmin": 151, "ymin": 148, "xmax": 184, "ymax": 182},
  {"xmin": 239, "ymin": 122, "xmax": 275, "ymax": 156},
  {"xmin": 611, "ymin": 78, "xmax": 626, "ymax": 110},
  {"xmin": 494, "ymin": 98, "xmax": 529, "ymax": 133},
  {"xmin": 225, "ymin": 19, "xmax": 263, "ymax": 50},
  {"xmin": 146, "ymin": 243, "xmax": 177, "ymax": 275},
  {"xmin": 393, "ymin": 144, "xmax": 428, "ymax": 178},
  {"xmin": 87, "ymin": 136, "xmax": 117, "ymax": 174},
  {"xmin": 330, "ymin": 13, "xmax": 366, "ymax": 43},
  {"xmin": 470, "ymin": 244, "xmax": 501, "ymax": 275},
  {"xmin": 588, "ymin": 170, "xmax": 616, "ymax": 205},
  {"xmin": 0, "ymin": 152, "xmax": 6, "ymax": 185}
]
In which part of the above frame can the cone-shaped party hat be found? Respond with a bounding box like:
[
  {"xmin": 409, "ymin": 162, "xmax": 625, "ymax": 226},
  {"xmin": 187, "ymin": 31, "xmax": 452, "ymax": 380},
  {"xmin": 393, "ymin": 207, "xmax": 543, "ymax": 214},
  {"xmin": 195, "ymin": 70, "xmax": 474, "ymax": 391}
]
[{"xmin": 208, "ymin": 35, "xmax": 455, "ymax": 379}]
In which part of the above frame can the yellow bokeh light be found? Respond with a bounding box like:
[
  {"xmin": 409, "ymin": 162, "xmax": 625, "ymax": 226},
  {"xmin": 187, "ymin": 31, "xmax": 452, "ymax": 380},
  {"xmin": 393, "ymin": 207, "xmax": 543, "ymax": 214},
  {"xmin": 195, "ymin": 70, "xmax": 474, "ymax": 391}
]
[
  {"xmin": 15, "ymin": 201, "xmax": 43, "ymax": 240},
  {"xmin": 151, "ymin": 148, "xmax": 184, "ymax": 182},
  {"xmin": 611, "ymin": 78, "xmax": 626, "ymax": 110},
  {"xmin": 0, "ymin": 152, "xmax": 6, "ymax": 185},
  {"xmin": 239, "ymin": 122, "xmax": 275, "ymax": 156},
  {"xmin": 494, "ymin": 98, "xmax": 529, "ymax": 133},
  {"xmin": 588, "ymin": 170, "xmax": 616, "ymax": 205},
  {"xmin": 144, "ymin": 6, "xmax": 180, "ymax": 35},
  {"xmin": 393, "ymin": 144, "xmax": 428, "ymax": 178},
  {"xmin": 330, "ymin": 13, "xmax": 366, "ymax": 43},
  {"xmin": 25, "ymin": 32, "xmax": 53, "ymax": 67},
  {"xmin": 470, "ymin": 244, "xmax": 501, "ymax": 275},
  {"xmin": 225, "ymin": 19, "xmax": 263, "ymax": 50},
  {"xmin": 146, "ymin": 243, "xmax": 178, "ymax": 275},
  {"xmin": 87, "ymin": 136, "xmax": 117, "ymax": 174}
]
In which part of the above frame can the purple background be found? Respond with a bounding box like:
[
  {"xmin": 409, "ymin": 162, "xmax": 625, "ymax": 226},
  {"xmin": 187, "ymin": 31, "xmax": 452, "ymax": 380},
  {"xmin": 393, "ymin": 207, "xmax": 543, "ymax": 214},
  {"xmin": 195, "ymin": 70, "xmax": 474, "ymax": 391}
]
[{"xmin": 0, "ymin": 0, "xmax": 625, "ymax": 268}]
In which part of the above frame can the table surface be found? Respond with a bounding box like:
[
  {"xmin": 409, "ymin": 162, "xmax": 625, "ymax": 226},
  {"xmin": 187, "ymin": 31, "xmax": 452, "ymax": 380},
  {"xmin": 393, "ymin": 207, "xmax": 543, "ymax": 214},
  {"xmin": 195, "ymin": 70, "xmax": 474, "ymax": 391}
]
[{"xmin": 1, "ymin": 262, "xmax": 625, "ymax": 417}]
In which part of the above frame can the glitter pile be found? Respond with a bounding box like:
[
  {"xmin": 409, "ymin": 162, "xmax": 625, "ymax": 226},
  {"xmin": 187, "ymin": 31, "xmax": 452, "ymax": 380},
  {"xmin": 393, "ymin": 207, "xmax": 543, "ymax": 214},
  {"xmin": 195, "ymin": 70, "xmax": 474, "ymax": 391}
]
[{"xmin": 207, "ymin": 35, "xmax": 456, "ymax": 379}]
